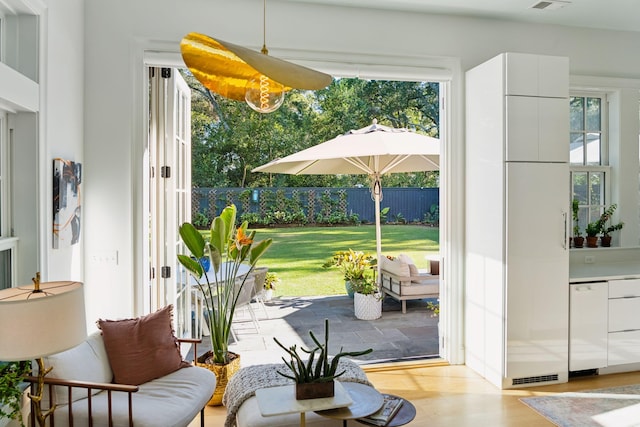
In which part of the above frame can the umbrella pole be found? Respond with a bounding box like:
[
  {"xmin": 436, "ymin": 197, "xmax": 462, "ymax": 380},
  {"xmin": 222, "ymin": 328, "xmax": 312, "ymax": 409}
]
[{"xmin": 373, "ymin": 177, "xmax": 382, "ymax": 284}]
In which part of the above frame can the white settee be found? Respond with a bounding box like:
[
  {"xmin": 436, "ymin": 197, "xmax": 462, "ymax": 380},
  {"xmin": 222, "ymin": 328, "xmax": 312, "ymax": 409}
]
[
  {"xmin": 379, "ymin": 254, "xmax": 440, "ymax": 313},
  {"xmin": 35, "ymin": 331, "xmax": 216, "ymax": 427}
]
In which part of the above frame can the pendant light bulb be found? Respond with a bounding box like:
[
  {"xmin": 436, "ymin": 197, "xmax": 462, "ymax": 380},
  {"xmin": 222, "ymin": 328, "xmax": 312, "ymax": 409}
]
[{"xmin": 245, "ymin": 73, "xmax": 285, "ymax": 113}]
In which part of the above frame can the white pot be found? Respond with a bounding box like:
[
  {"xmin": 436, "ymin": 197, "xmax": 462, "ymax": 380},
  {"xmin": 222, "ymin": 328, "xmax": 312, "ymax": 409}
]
[
  {"xmin": 354, "ymin": 292, "xmax": 382, "ymax": 320},
  {"xmin": 264, "ymin": 289, "xmax": 273, "ymax": 301}
]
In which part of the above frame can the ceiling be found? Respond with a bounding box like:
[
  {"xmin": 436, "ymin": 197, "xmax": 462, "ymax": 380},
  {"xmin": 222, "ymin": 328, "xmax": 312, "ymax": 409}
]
[{"xmin": 284, "ymin": 0, "xmax": 640, "ymax": 33}]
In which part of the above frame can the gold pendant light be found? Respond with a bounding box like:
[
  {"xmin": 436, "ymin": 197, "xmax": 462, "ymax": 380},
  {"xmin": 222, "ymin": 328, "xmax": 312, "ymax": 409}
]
[{"xmin": 180, "ymin": 0, "xmax": 332, "ymax": 113}]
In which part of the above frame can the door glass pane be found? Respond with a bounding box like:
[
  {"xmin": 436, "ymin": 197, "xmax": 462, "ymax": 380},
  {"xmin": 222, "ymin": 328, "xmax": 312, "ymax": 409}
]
[{"xmin": 570, "ymin": 132, "xmax": 584, "ymax": 165}]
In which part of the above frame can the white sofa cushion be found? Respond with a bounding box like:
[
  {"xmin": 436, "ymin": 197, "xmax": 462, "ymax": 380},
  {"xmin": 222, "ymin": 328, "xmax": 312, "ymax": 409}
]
[
  {"xmin": 379, "ymin": 256, "xmax": 410, "ymax": 277},
  {"xmin": 50, "ymin": 363, "xmax": 216, "ymax": 427},
  {"xmin": 43, "ymin": 331, "xmax": 113, "ymax": 404}
]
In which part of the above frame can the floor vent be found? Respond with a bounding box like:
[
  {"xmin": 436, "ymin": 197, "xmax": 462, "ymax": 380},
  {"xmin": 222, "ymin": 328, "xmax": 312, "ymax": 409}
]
[{"xmin": 512, "ymin": 373, "xmax": 559, "ymax": 386}]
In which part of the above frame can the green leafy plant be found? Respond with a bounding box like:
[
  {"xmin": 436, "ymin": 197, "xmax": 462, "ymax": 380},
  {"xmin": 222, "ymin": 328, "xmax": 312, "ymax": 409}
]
[
  {"xmin": 585, "ymin": 221, "xmax": 602, "ymax": 237},
  {"xmin": 322, "ymin": 249, "xmax": 377, "ymax": 282},
  {"xmin": 380, "ymin": 207, "xmax": 390, "ymax": 224},
  {"xmin": 192, "ymin": 209, "xmax": 211, "ymax": 229},
  {"xmin": 263, "ymin": 272, "xmax": 280, "ymax": 290},
  {"xmin": 349, "ymin": 273, "xmax": 378, "ymax": 296},
  {"xmin": 274, "ymin": 319, "xmax": 372, "ymax": 384},
  {"xmin": 600, "ymin": 204, "xmax": 624, "ymax": 236},
  {"xmin": 0, "ymin": 361, "xmax": 30, "ymax": 425},
  {"xmin": 178, "ymin": 204, "xmax": 272, "ymax": 364},
  {"xmin": 572, "ymin": 199, "xmax": 581, "ymax": 237}
]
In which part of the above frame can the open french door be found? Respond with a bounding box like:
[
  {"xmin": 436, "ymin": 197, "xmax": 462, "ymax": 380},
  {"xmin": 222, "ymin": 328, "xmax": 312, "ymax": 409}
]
[{"xmin": 148, "ymin": 67, "xmax": 193, "ymax": 338}]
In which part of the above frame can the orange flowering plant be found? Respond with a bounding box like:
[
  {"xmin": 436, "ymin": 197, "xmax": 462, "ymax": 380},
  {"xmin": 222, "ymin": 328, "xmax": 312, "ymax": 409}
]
[{"xmin": 178, "ymin": 204, "xmax": 272, "ymax": 364}]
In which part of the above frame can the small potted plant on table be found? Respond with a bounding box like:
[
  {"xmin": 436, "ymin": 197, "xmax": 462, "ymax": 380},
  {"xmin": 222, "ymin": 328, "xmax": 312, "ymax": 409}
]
[{"xmin": 274, "ymin": 319, "xmax": 372, "ymax": 400}]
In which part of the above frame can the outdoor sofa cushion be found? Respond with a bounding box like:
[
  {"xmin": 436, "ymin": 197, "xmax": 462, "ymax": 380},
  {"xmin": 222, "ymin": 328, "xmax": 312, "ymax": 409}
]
[{"xmin": 379, "ymin": 255, "xmax": 439, "ymax": 313}]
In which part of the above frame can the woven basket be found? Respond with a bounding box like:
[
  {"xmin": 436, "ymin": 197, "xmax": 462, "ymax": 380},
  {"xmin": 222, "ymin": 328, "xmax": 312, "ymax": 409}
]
[
  {"xmin": 196, "ymin": 351, "xmax": 241, "ymax": 406},
  {"xmin": 354, "ymin": 292, "xmax": 382, "ymax": 320}
]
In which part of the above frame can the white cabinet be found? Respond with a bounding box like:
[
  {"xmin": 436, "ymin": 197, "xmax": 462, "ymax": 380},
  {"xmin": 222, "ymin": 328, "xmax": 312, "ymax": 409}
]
[
  {"xmin": 506, "ymin": 96, "xmax": 569, "ymax": 162},
  {"xmin": 465, "ymin": 52, "xmax": 570, "ymax": 389},
  {"xmin": 608, "ymin": 279, "xmax": 640, "ymax": 366},
  {"xmin": 505, "ymin": 52, "xmax": 569, "ymax": 98},
  {"xmin": 569, "ymin": 282, "xmax": 608, "ymax": 371}
]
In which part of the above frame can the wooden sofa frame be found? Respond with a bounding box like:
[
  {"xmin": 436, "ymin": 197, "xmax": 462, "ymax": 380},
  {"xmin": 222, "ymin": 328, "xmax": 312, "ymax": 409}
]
[{"xmin": 24, "ymin": 338, "xmax": 208, "ymax": 427}]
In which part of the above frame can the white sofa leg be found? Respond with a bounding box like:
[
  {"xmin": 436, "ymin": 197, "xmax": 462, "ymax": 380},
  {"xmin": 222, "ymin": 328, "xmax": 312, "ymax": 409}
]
[{"xmin": 402, "ymin": 301, "xmax": 406, "ymax": 314}]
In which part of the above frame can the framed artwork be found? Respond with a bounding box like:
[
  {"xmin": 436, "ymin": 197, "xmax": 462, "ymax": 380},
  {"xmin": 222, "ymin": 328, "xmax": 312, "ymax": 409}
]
[{"xmin": 53, "ymin": 158, "xmax": 82, "ymax": 248}]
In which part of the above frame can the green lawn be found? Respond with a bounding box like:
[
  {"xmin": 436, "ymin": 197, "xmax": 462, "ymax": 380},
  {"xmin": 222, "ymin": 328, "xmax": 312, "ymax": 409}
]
[{"xmin": 248, "ymin": 225, "xmax": 439, "ymax": 296}]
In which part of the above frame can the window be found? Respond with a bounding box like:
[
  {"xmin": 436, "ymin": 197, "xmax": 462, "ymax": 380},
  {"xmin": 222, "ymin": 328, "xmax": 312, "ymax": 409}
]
[{"xmin": 570, "ymin": 93, "xmax": 609, "ymax": 233}]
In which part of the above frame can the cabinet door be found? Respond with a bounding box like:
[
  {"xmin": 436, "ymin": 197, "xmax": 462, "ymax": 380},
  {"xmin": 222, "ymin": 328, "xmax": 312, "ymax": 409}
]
[
  {"xmin": 570, "ymin": 282, "xmax": 608, "ymax": 371},
  {"xmin": 505, "ymin": 162, "xmax": 569, "ymax": 378},
  {"xmin": 505, "ymin": 53, "xmax": 568, "ymax": 98},
  {"xmin": 505, "ymin": 53, "xmax": 539, "ymax": 96},
  {"xmin": 538, "ymin": 97, "xmax": 569, "ymax": 162},
  {"xmin": 506, "ymin": 96, "xmax": 568, "ymax": 162}
]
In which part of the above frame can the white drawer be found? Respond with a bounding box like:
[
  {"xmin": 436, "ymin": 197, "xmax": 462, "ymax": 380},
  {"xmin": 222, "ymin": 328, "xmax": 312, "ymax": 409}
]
[
  {"xmin": 609, "ymin": 279, "xmax": 640, "ymax": 298},
  {"xmin": 609, "ymin": 298, "xmax": 640, "ymax": 332},
  {"xmin": 609, "ymin": 330, "xmax": 640, "ymax": 366}
]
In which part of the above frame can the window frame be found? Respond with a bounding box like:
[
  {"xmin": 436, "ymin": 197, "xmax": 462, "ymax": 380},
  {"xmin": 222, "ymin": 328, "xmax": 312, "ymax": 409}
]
[{"xmin": 570, "ymin": 92, "xmax": 610, "ymax": 236}]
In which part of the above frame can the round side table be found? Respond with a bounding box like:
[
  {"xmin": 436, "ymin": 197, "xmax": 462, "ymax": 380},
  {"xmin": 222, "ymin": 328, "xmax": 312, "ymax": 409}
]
[
  {"xmin": 316, "ymin": 382, "xmax": 384, "ymax": 427},
  {"xmin": 355, "ymin": 394, "xmax": 416, "ymax": 427}
]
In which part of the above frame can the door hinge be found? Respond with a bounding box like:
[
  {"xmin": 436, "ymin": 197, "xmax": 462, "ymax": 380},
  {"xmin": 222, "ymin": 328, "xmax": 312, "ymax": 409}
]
[
  {"xmin": 161, "ymin": 266, "xmax": 171, "ymax": 278},
  {"xmin": 161, "ymin": 166, "xmax": 171, "ymax": 178},
  {"xmin": 150, "ymin": 267, "xmax": 155, "ymax": 280},
  {"xmin": 161, "ymin": 68, "xmax": 171, "ymax": 78}
]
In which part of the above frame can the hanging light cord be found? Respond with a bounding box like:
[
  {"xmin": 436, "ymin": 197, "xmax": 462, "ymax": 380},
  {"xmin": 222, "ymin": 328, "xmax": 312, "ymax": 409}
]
[{"xmin": 261, "ymin": 0, "xmax": 268, "ymax": 55}]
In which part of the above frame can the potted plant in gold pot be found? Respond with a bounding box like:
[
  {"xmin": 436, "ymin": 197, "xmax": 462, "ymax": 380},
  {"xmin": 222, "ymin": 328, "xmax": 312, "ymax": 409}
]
[{"xmin": 178, "ymin": 204, "xmax": 272, "ymax": 405}]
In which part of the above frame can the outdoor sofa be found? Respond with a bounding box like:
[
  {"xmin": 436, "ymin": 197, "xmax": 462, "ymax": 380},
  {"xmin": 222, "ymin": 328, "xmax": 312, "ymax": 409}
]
[{"xmin": 379, "ymin": 254, "xmax": 440, "ymax": 313}]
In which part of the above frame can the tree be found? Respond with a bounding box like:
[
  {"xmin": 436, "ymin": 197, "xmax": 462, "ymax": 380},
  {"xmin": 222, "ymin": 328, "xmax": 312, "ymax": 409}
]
[{"xmin": 182, "ymin": 70, "xmax": 440, "ymax": 188}]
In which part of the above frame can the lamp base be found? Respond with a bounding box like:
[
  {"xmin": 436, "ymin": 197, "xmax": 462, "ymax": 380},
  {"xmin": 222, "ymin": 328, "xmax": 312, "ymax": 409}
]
[{"xmin": 28, "ymin": 358, "xmax": 56, "ymax": 427}]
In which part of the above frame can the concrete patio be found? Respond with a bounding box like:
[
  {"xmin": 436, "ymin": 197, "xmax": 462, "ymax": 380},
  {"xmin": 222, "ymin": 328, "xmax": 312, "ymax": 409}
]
[{"xmin": 191, "ymin": 294, "xmax": 440, "ymax": 367}]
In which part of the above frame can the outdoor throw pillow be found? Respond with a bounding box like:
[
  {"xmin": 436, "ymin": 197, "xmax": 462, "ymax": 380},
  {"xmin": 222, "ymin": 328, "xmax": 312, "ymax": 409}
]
[
  {"xmin": 398, "ymin": 253, "xmax": 420, "ymax": 276},
  {"xmin": 97, "ymin": 305, "xmax": 190, "ymax": 385}
]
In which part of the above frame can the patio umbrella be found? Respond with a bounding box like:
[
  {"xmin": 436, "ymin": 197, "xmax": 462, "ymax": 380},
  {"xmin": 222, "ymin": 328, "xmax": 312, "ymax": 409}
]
[{"xmin": 252, "ymin": 119, "xmax": 440, "ymax": 278}]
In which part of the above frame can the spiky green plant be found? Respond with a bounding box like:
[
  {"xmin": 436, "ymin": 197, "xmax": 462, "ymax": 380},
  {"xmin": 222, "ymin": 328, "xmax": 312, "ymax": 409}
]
[{"xmin": 274, "ymin": 319, "xmax": 372, "ymax": 384}]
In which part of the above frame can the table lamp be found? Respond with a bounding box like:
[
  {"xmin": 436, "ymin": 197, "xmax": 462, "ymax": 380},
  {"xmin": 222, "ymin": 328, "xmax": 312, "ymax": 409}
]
[{"xmin": 0, "ymin": 273, "xmax": 87, "ymax": 426}]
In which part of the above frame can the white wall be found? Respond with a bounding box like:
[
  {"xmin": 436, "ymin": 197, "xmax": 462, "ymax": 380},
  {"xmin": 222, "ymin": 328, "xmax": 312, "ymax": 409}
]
[
  {"xmin": 43, "ymin": 0, "xmax": 85, "ymax": 282},
  {"xmin": 79, "ymin": 0, "xmax": 640, "ymax": 329}
]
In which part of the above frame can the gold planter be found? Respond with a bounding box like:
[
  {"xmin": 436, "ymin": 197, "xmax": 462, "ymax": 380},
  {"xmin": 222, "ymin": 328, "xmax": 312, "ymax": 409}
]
[{"xmin": 196, "ymin": 351, "xmax": 241, "ymax": 406}]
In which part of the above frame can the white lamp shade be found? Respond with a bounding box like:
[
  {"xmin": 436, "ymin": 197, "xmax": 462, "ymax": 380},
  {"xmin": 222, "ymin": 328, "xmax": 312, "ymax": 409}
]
[{"xmin": 0, "ymin": 281, "xmax": 87, "ymax": 361}]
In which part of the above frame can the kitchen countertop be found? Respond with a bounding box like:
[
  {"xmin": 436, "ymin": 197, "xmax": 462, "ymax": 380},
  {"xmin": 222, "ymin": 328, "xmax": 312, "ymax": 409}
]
[{"xmin": 570, "ymin": 261, "xmax": 640, "ymax": 283}]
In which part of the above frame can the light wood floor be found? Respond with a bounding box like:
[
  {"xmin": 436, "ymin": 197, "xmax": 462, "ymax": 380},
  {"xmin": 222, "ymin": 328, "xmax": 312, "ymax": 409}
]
[{"xmin": 190, "ymin": 361, "xmax": 640, "ymax": 426}]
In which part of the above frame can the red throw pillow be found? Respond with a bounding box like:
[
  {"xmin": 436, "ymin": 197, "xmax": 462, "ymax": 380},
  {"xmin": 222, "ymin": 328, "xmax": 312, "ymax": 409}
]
[{"xmin": 97, "ymin": 305, "xmax": 190, "ymax": 385}]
